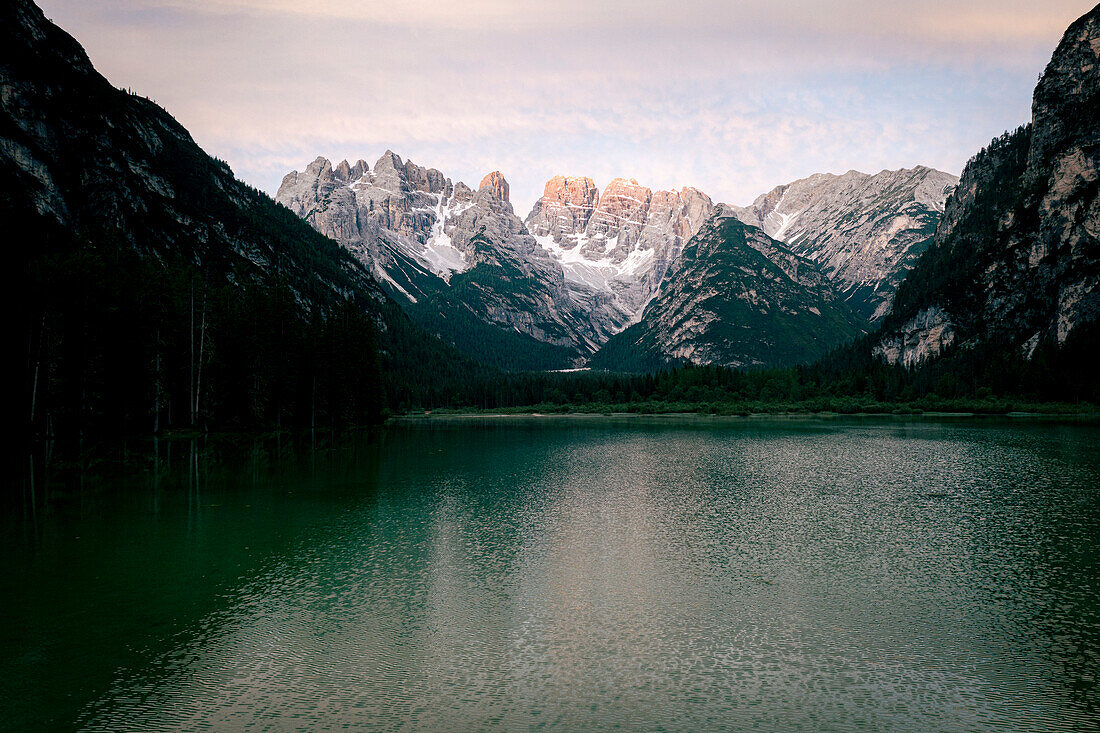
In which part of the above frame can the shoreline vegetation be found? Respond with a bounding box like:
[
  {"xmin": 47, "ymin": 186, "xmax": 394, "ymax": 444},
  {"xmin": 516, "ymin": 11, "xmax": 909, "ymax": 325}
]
[{"xmin": 398, "ymin": 400, "xmax": 1097, "ymax": 419}]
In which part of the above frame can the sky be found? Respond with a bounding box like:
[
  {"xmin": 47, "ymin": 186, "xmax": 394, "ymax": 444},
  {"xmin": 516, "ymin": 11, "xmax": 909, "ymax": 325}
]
[{"xmin": 38, "ymin": 0, "xmax": 1090, "ymax": 213}]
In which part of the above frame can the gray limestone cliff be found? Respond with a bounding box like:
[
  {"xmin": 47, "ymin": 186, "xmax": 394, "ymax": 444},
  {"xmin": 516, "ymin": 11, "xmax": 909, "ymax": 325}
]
[{"xmin": 732, "ymin": 167, "xmax": 957, "ymax": 323}]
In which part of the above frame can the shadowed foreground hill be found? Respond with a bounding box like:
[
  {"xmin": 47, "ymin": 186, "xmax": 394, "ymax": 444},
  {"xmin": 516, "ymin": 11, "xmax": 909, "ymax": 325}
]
[{"xmin": 5, "ymin": 0, "xmax": 481, "ymax": 440}]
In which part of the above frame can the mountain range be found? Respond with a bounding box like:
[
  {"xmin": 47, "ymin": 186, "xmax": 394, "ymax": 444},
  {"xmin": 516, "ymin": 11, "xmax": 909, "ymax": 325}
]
[
  {"xmin": 277, "ymin": 155, "xmax": 958, "ymax": 370},
  {"xmin": 276, "ymin": 154, "xmax": 594, "ymax": 369}
]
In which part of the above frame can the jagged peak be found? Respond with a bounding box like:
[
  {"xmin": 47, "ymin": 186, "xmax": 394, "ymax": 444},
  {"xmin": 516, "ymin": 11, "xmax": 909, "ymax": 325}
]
[
  {"xmin": 600, "ymin": 178, "xmax": 652, "ymax": 204},
  {"xmin": 479, "ymin": 171, "xmax": 509, "ymax": 202},
  {"xmin": 544, "ymin": 174, "xmax": 597, "ymax": 190},
  {"xmin": 712, "ymin": 203, "xmax": 740, "ymax": 219},
  {"xmin": 305, "ymin": 156, "xmax": 331, "ymax": 173},
  {"xmin": 534, "ymin": 176, "xmax": 599, "ymax": 212},
  {"xmin": 374, "ymin": 149, "xmax": 404, "ymax": 172},
  {"xmin": 1028, "ymin": 4, "xmax": 1100, "ymax": 169},
  {"xmin": 534, "ymin": 175, "xmax": 713, "ymax": 209}
]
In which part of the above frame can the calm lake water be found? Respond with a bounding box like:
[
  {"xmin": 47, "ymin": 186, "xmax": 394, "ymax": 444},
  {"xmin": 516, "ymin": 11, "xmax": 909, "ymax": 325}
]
[{"xmin": 4, "ymin": 416, "xmax": 1100, "ymax": 731}]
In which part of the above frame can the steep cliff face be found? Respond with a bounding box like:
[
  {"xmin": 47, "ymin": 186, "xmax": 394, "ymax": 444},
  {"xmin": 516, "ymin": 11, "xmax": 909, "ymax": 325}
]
[
  {"xmin": 525, "ymin": 175, "xmax": 600, "ymax": 241},
  {"xmin": 590, "ymin": 207, "xmax": 864, "ymax": 371},
  {"xmin": 277, "ymin": 152, "xmax": 469, "ymax": 299},
  {"xmin": 877, "ymin": 5, "xmax": 1100, "ymax": 367},
  {"xmin": 277, "ymin": 155, "xmax": 599, "ymax": 368},
  {"xmin": 525, "ymin": 176, "xmax": 714, "ymax": 336},
  {"xmin": 732, "ymin": 167, "xmax": 957, "ymax": 323}
]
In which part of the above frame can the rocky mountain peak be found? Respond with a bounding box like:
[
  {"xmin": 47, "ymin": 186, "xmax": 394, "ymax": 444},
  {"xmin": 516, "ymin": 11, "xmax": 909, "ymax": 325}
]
[
  {"xmin": 376, "ymin": 149, "xmax": 402, "ymax": 168},
  {"xmin": 526, "ymin": 176, "xmax": 599, "ymax": 242},
  {"xmin": 306, "ymin": 155, "xmax": 330, "ymax": 173},
  {"xmin": 478, "ymin": 171, "xmax": 510, "ymax": 202},
  {"xmin": 343, "ymin": 159, "xmax": 369, "ymax": 182},
  {"xmin": 588, "ymin": 178, "xmax": 653, "ymax": 235},
  {"xmin": 403, "ymin": 159, "xmax": 449, "ymax": 196},
  {"xmin": 1029, "ymin": 7, "xmax": 1100, "ymax": 172},
  {"xmin": 523, "ymin": 174, "xmax": 715, "ymax": 338}
]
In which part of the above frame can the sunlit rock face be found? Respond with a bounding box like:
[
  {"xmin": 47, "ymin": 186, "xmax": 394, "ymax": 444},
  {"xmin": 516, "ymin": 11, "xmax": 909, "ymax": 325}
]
[
  {"xmin": 527, "ymin": 175, "xmax": 600, "ymax": 241},
  {"xmin": 872, "ymin": 307, "xmax": 957, "ymax": 368},
  {"xmin": 874, "ymin": 5, "xmax": 1100, "ymax": 367},
  {"xmin": 277, "ymin": 153, "xmax": 601, "ymax": 363},
  {"xmin": 478, "ymin": 171, "xmax": 510, "ymax": 203},
  {"xmin": 732, "ymin": 166, "xmax": 958, "ymax": 324},
  {"xmin": 525, "ymin": 176, "xmax": 715, "ymax": 338}
]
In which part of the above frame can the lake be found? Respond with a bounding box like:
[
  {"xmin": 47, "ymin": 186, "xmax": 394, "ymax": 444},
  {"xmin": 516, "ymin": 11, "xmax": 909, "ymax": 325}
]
[{"xmin": 4, "ymin": 416, "xmax": 1099, "ymax": 731}]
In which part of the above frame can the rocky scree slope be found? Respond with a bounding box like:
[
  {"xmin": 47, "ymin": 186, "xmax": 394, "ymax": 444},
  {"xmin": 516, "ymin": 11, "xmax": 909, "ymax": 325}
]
[{"xmin": 732, "ymin": 166, "xmax": 957, "ymax": 323}]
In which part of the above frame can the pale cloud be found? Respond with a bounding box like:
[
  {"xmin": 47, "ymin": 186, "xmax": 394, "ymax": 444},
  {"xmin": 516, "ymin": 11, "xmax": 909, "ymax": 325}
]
[
  {"xmin": 37, "ymin": 0, "xmax": 1090, "ymax": 211},
  {"xmin": 84, "ymin": 0, "xmax": 1081, "ymax": 45}
]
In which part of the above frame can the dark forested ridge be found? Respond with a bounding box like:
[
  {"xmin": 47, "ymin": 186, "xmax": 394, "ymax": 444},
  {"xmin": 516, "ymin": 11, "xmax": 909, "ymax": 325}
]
[
  {"xmin": 873, "ymin": 5, "xmax": 1100, "ymax": 370},
  {"xmin": 6, "ymin": 0, "xmax": 489, "ymax": 449}
]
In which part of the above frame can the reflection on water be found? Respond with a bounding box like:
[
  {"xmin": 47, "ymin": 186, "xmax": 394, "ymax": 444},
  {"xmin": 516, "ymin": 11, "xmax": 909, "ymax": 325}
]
[{"xmin": 4, "ymin": 417, "xmax": 1100, "ymax": 731}]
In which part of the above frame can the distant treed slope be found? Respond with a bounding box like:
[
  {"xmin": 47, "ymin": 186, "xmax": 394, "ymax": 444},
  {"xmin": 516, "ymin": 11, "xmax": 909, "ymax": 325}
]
[
  {"xmin": 732, "ymin": 166, "xmax": 957, "ymax": 323},
  {"xmin": 590, "ymin": 208, "xmax": 865, "ymax": 371},
  {"xmin": 875, "ymin": 4, "xmax": 1100, "ymax": 368},
  {"xmin": 6, "ymin": 0, "xmax": 478, "ymax": 436}
]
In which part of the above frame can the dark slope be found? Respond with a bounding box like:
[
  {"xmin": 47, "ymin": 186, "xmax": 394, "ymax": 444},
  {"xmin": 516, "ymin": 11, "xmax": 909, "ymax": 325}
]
[{"xmin": 6, "ymin": 0, "xmax": 480, "ymax": 437}]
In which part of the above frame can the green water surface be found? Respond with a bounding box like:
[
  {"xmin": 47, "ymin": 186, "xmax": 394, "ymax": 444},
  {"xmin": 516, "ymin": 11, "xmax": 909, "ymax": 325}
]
[{"xmin": 4, "ymin": 417, "xmax": 1099, "ymax": 731}]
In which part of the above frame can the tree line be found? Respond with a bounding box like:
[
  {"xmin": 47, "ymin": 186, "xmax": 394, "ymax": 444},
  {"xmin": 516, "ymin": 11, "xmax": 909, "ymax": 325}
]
[{"xmin": 21, "ymin": 225, "xmax": 384, "ymax": 451}]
